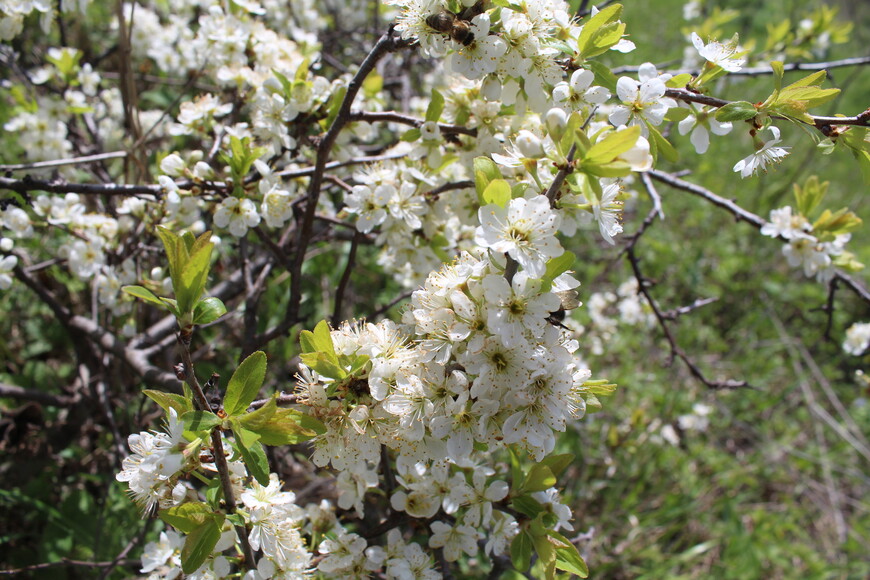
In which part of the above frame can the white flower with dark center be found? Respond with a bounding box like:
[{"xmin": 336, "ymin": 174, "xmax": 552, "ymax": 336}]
[
  {"xmin": 677, "ymin": 107, "xmax": 732, "ymax": 154},
  {"xmin": 609, "ymin": 63, "xmax": 676, "ymax": 134},
  {"xmin": 475, "ymin": 195, "xmax": 563, "ymax": 278},
  {"xmin": 692, "ymin": 32, "xmax": 745, "ymax": 72},
  {"xmin": 213, "ymin": 196, "xmax": 261, "ymax": 237},
  {"xmin": 345, "ymin": 183, "xmax": 393, "ymax": 233},
  {"xmin": 428, "ymin": 520, "xmax": 482, "ymax": 562},
  {"xmin": 760, "ymin": 206, "xmax": 811, "ymax": 239},
  {"xmin": 733, "ymin": 126, "xmax": 790, "ymax": 178},
  {"xmin": 482, "ymin": 272, "xmax": 560, "ymax": 347},
  {"xmin": 552, "ymin": 68, "xmax": 610, "ymax": 113}
]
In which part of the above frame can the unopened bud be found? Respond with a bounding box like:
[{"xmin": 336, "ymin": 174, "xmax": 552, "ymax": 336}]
[
  {"xmin": 545, "ymin": 108, "xmax": 568, "ymax": 142},
  {"xmin": 516, "ymin": 130, "xmax": 545, "ymax": 159}
]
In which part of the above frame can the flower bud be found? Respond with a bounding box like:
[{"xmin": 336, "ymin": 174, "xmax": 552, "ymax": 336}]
[
  {"xmin": 481, "ymin": 75, "xmax": 502, "ymax": 101},
  {"xmin": 516, "ymin": 130, "xmax": 545, "ymax": 159},
  {"xmin": 545, "ymin": 107, "xmax": 567, "ymax": 142},
  {"xmin": 160, "ymin": 154, "xmax": 186, "ymax": 177}
]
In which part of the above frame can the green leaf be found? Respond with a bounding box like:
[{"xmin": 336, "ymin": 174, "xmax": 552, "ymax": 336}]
[
  {"xmin": 770, "ymin": 61, "xmax": 785, "ymax": 92},
  {"xmin": 362, "ymin": 72, "xmax": 383, "ymax": 97},
  {"xmin": 232, "ymin": 423, "xmax": 270, "ymax": 486},
  {"xmin": 666, "ymin": 73, "xmax": 693, "ymax": 88},
  {"xmin": 541, "ymin": 252, "xmax": 576, "ymax": 291},
  {"xmin": 793, "ymin": 175, "xmax": 827, "ymax": 217},
  {"xmin": 143, "ymin": 389, "xmax": 192, "ymax": 416},
  {"xmin": 511, "ymin": 494, "xmax": 545, "ymax": 518},
  {"xmin": 587, "ymin": 60, "xmax": 617, "ymax": 94},
  {"xmin": 522, "ymin": 464, "xmax": 557, "ymax": 493},
  {"xmin": 482, "ymin": 178, "xmax": 512, "ymax": 208},
  {"xmin": 584, "ymin": 125, "xmax": 640, "ymax": 165},
  {"xmin": 178, "ymin": 242, "xmax": 214, "ymax": 314},
  {"xmin": 254, "ymin": 408, "xmax": 327, "ymax": 445},
  {"xmin": 576, "ymin": 4, "xmax": 623, "ymax": 60},
  {"xmin": 550, "ymin": 530, "xmax": 589, "ymax": 577},
  {"xmin": 299, "ymin": 351, "xmax": 347, "ymax": 381},
  {"xmin": 646, "ymin": 122, "xmax": 679, "ymax": 163},
  {"xmin": 426, "ymin": 89, "xmax": 445, "ymax": 123},
  {"xmin": 122, "ymin": 285, "xmax": 168, "ymax": 309},
  {"xmin": 531, "ymin": 526, "xmax": 557, "ymax": 578},
  {"xmin": 539, "ymin": 454, "xmax": 574, "ymax": 479},
  {"xmin": 511, "ymin": 531, "xmax": 534, "ymax": 572},
  {"xmin": 473, "ymin": 156, "xmax": 502, "ymax": 202},
  {"xmin": 156, "ymin": 226, "xmax": 183, "ymax": 294},
  {"xmin": 401, "ymin": 128, "xmax": 422, "ymax": 142},
  {"xmin": 182, "ymin": 410, "xmax": 222, "ymax": 433},
  {"xmin": 181, "ymin": 516, "xmax": 224, "ymax": 574},
  {"xmin": 159, "ymin": 502, "xmax": 213, "ymax": 534},
  {"xmin": 193, "ymin": 297, "xmax": 227, "ymax": 326},
  {"xmin": 236, "ymin": 396, "xmax": 278, "ymax": 432},
  {"xmin": 715, "ymin": 101, "xmax": 758, "ymax": 122},
  {"xmin": 223, "ymin": 351, "xmax": 268, "ymax": 416}
]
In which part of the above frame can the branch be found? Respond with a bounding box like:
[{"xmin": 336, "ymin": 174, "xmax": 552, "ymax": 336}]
[
  {"xmin": 0, "ymin": 382, "xmax": 75, "ymax": 407},
  {"xmin": 348, "ymin": 111, "xmax": 478, "ymax": 137},
  {"xmin": 612, "ymin": 55, "xmax": 870, "ymax": 77},
  {"xmin": 665, "ymin": 88, "xmax": 870, "ymax": 133},
  {"xmin": 0, "ymin": 151, "xmax": 128, "ymax": 172},
  {"xmin": 277, "ymin": 29, "xmax": 411, "ymax": 344},
  {"xmin": 646, "ymin": 169, "xmax": 870, "ymax": 306},
  {"xmin": 626, "ymin": 247, "xmax": 752, "ymax": 390},
  {"xmin": 0, "ymin": 175, "xmax": 162, "ymax": 196}
]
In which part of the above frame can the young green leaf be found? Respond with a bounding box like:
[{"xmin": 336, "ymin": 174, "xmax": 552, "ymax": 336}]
[
  {"xmin": 182, "ymin": 410, "xmax": 222, "ymax": 433},
  {"xmin": 143, "ymin": 390, "xmax": 194, "ymax": 416},
  {"xmin": 646, "ymin": 122, "xmax": 679, "ymax": 163},
  {"xmin": 482, "ymin": 178, "xmax": 512, "ymax": 208},
  {"xmin": 715, "ymin": 101, "xmax": 758, "ymax": 122},
  {"xmin": 510, "ymin": 531, "xmax": 534, "ymax": 572},
  {"xmin": 550, "ymin": 530, "xmax": 589, "ymax": 577},
  {"xmin": 122, "ymin": 285, "xmax": 167, "ymax": 309},
  {"xmin": 222, "ymin": 351, "xmax": 268, "ymax": 416},
  {"xmin": 159, "ymin": 502, "xmax": 214, "ymax": 534},
  {"xmin": 232, "ymin": 423, "xmax": 270, "ymax": 486},
  {"xmin": 192, "ymin": 297, "xmax": 227, "ymax": 326},
  {"xmin": 473, "ymin": 156, "xmax": 502, "ymax": 202},
  {"xmin": 426, "ymin": 89, "xmax": 445, "ymax": 122},
  {"xmin": 251, "ymin": 408, "xmax": 327, "ymax": 445},
  {"xmin": 522, "ymin": 464, "xmax": 557, "ymax": 493},
  {"xmin": 181, "ymin": 516, "xmax": 224, "ymax": 574}
]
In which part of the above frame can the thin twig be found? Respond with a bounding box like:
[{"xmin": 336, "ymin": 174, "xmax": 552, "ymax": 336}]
[
  {"xmin": 332, "ymin": 230, "xmax": 363, "ymax": 326},
  {"xmin": 0, "ymin": 151, "xmax": 128, "ymax": 171}
]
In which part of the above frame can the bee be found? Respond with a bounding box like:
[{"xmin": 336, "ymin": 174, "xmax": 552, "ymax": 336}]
[
  {"xmin": 426, "ymin": 10, "xmax": 475, "ymax": 46},
  {"xmin": 547, "ymin": 289, "xmax": 581, "ymax": 329}
]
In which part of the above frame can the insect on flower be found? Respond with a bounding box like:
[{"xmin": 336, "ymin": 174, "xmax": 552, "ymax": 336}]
[{"xmin": 425, "ymin": 0, "xmax": 486, "ymax": 46}]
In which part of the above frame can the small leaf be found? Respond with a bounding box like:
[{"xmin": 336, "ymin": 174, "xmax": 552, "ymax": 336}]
[
  {"xmin": 401, "ymin": 128, "xmax": 422, "ymax": 142},
  {"xmin": 193, "ymin": 297, "xmax": 227, "ymax": 326},
  {"xmin": 511, "ymin": 494, "xmax": 545, "ymax": 519},
  {"xmin": 584, "ymin": 125, "xmax": 640, "ymax": 165},
  {"xmin": 122, "ymin": 285, "xmax": 167, "ymax": 308},
  {"xmin": 182, "ymin": 410, "xmax": 222, "ymax": 433},
  {"xmin": 541, "ymin": 253, "xmax": 576, "ymax": 290},
  {"xmin": 510, "ymin": 531, "xmax": 534, "ymax": 572},
  {"xmin": 223, "ymin": 351, "xmax": 268, "ymax": 416},
  {"xmin": 254, "ymin": 408, "xmax": 327, "ymax": 445},
  {"xmin": 482, "ymin": 179, "xmax": 512, "ymax": 208},
  {"xmin": 666, "ymin": 73, "xmax": 693, "ymax": 88},
  {"xmin": 539, "ymin": 454, "xmax": 575, "ymax": 479},
  {"xmin": 143, "ymin": 389, "xmax": 192, "ymax": 416},
  {"xmin": 715, "ymin": 101, "xmax": 757, "ymax": 122},
  {"xmin": 646, "ymin": 122, "xmax": 679, "ymax": 163},
  {"xmin": 181, "ymin": 517, "xmax": 224, "ymax": 574},
  {"xmin": 233, "ymin": 423, "xmax": 270, "ymax": 486},
  {"xmin": 473, "ymin": 156, "xmax": 502, "ymax": 202},
  {"xmin": 426, "ymin": 89, "xmax": 445, "ymax": 122},
  {"xmin": 522, "ymin": 464, "xmax": 556, "ymax": 493},
  {"xmin": 159, "ymin": 502, "xmax": 213, "ymax": 534},
  {"xmin": 550, "ymin": 530, "xmax": 589, "ymax": 577},
  {"xmin": 236, "ymin": 396, "xmax": 278, "ymax": 432},
  {"xmin": 299, "ymin": 351, "xmax": 347, "ymax": 381}
]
